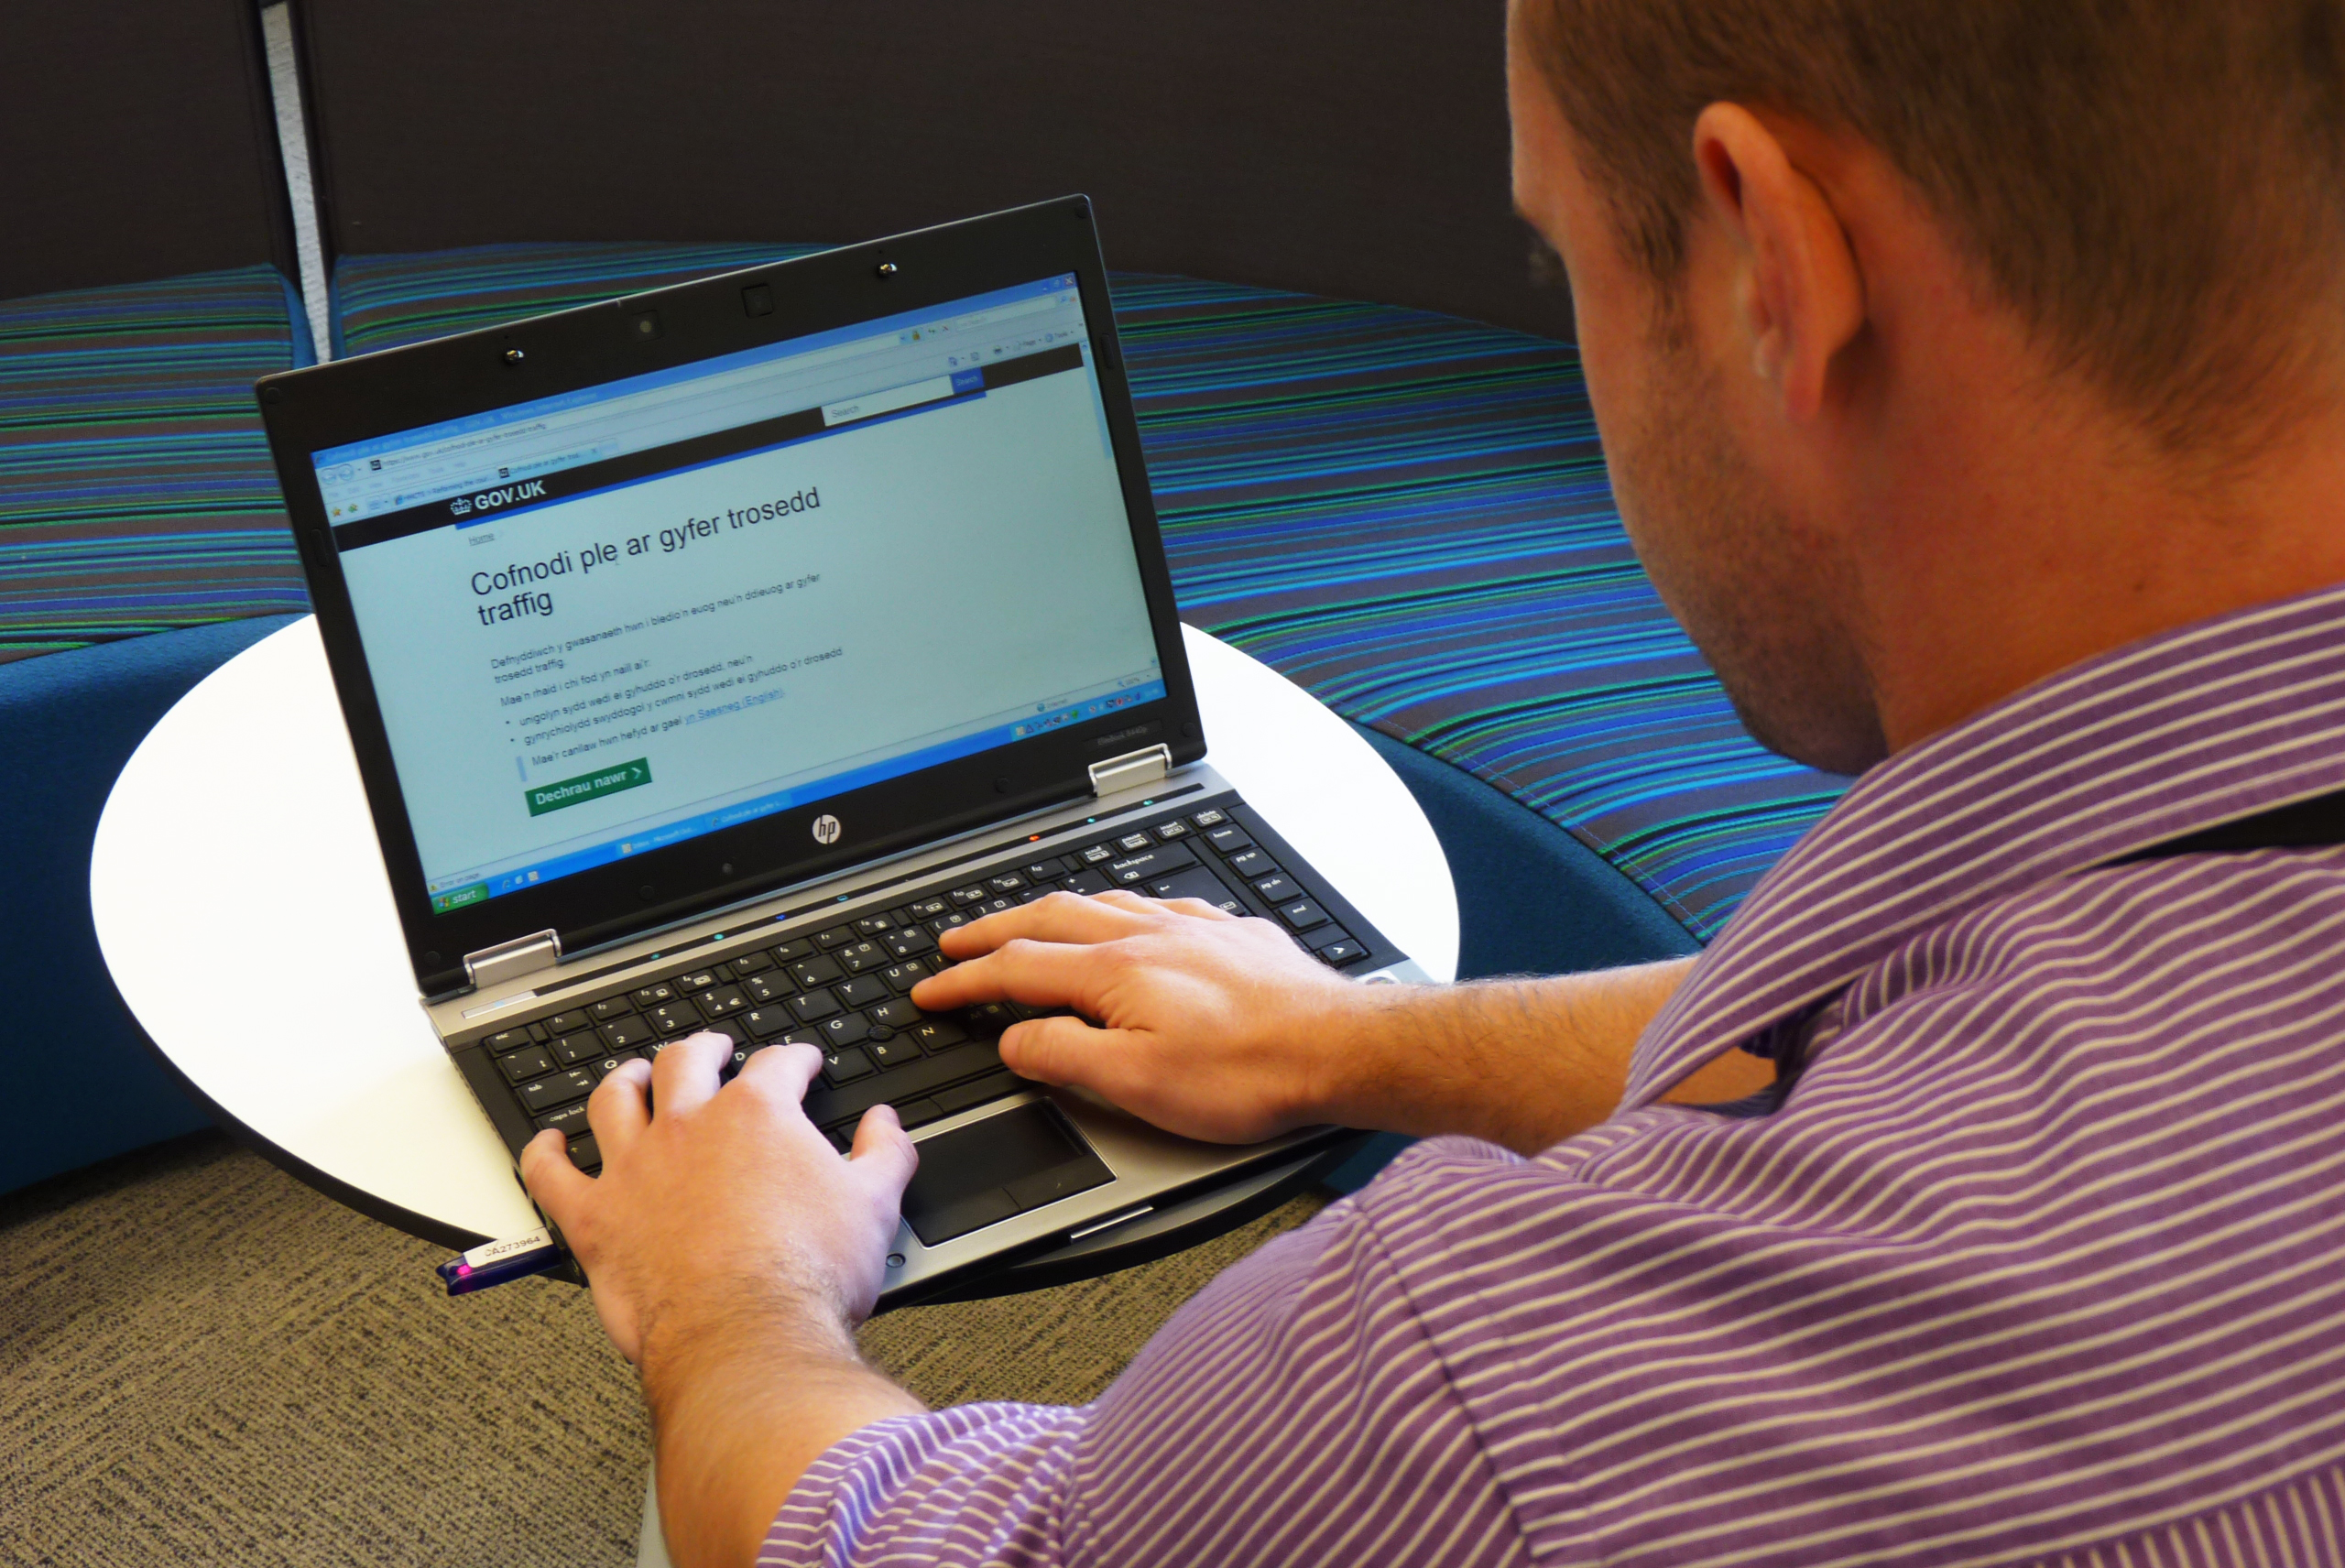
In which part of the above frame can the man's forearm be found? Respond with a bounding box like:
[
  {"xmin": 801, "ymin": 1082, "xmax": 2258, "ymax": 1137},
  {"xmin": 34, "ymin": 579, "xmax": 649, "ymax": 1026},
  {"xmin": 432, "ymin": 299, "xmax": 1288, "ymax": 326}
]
[
  {"xmin": 1318, "ymin": 957, "xmax": 1766, "ymax": 1154},
  {"xmin": 645, "ymin": 1296, "xmax": 924, "ymax": 1568}
]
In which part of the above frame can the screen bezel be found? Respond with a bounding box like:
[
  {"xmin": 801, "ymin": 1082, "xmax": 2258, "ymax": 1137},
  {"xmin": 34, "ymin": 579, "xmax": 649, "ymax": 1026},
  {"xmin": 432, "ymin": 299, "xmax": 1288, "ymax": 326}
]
[{"xmin": 256, "ymin": 197, "xmax": 1206, "ymax": 997}]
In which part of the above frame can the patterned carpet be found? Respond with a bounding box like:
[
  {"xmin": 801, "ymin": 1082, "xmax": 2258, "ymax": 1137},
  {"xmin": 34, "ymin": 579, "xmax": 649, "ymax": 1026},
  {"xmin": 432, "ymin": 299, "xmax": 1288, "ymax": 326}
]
[{"xmin": 0, "ymin": 1132, "xmax": 1318, "ymax": 1567}]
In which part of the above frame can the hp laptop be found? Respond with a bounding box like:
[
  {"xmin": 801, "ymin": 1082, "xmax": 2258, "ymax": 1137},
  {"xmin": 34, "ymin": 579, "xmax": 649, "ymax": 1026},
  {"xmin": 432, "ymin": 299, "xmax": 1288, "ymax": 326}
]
[{"xmin": 255, "ymin": 197, "xmax": 1428, "ymax": 1301}]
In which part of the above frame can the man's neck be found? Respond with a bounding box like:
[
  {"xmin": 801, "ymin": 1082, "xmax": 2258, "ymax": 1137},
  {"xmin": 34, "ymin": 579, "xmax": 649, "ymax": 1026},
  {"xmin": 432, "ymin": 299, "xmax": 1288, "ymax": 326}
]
[{"xmin": 1852, "ymin": 370, "xmax": 2345, "ymax": 755}]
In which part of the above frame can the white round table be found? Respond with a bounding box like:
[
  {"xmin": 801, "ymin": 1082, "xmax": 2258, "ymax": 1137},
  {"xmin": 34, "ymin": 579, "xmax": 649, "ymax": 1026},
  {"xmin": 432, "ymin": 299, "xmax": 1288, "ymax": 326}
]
[{"xmin": 91, "ymin": 617, "xmax": 1457, "ymax": 1247}]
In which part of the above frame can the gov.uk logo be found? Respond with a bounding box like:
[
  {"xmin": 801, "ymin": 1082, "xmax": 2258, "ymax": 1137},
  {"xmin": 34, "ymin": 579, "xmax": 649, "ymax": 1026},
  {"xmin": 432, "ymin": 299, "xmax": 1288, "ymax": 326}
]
[{"xmin": 450, "ymin": 495, "xmax": 473, "ymax": 517}]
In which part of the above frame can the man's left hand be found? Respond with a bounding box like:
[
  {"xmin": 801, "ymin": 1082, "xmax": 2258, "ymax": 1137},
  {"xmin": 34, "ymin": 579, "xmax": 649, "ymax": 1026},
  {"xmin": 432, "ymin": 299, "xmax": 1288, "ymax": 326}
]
[{"xmin": 519, "ymin": 1031, "xmax": 917, "ymax": 1367}]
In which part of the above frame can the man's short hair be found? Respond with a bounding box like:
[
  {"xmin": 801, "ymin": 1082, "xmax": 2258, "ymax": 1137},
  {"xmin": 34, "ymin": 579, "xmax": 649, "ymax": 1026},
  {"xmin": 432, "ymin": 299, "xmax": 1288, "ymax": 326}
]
[{"xmin": 1520, "ymin": 0, "xmax": 2345, "ymax": 452}]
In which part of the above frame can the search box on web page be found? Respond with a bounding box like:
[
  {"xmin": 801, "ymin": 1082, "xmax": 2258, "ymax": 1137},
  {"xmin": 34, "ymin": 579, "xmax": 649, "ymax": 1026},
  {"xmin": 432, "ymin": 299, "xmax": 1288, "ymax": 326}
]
[{"xmin": 822, "ymin": 376, "xmax": 957, "ymax": 428}]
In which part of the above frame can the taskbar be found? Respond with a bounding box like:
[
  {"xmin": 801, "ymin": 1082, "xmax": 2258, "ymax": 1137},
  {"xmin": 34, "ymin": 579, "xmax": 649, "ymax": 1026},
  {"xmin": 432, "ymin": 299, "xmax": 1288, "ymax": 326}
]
[{"xmin": 428, "ymin": 679, "xmax": 1170, "ymax": 913}]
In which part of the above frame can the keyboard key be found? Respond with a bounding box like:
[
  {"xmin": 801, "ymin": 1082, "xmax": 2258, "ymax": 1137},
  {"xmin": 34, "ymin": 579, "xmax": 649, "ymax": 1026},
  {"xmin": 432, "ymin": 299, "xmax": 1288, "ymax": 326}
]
[
  {"xmin": 1152, "ymin": 820, "xmax": 1192, "ymax": 840},
  {"xmin": 768, "ymin": 938, "xmax": 813, "ymax": 963},
  {"xmin": 987, "ymin": 872, "xmax": 1028, "ymax": 893},
  {"xmin": 790, "ymin": 988, "xmax": 843, "ymax": 1022},
  {"xmin": 1252, "ymin": 875, "xmax": 1301, "ymax": 904},
  {"xmin": 802, "ymin": 1040, "xmax": 1004, "ymax": 1127},
  {"xmin": 697, "ymin": 986, "xmax": 749, "ymax": 1018},
  {"xmin": 780, "ymin": 1029, "xmax": 824, "ymax": 1050},
  {"xmin": 742, "ymin": 1006, "xmax": 795, "ymax": 1040},
  {"xmin": 867, "ymin": 996, "xmax": 922, "ymax": 1029},
  {"xmin": 728, "ymin": 949, "xmax": 774, "ymax": 975},
  {"xmin": 1077, "ymin": 844, "xmax": 1115, "ymax": 865},
  {"xmin": 649, "ymin": 1003, "xmax": 701, "ymax": 1035},
  {"xmin": 949, "ymin": 885, "xmax": 987, "ymax": 906},
  {"xmin": 965, "ymin": 1001, "xmax": 1015, "ymax": 1034},
  {"xmin": 1190, "ymin": 809, "xmax": 1228, "ymax": 828},
  {"xmin": 742, "ymin": 974, "xmax": 792, "ymax": 1004},
  {"xmin": 822, "ymin": 1012, "xmax": 872, "ymax": 1047},
  {"xmin": 1277, "ymin": 898, "xmax": 1331, "ymax": 932},
  {"xmin": 568, "ymin": 1134, "xmax": 601, "ymax": 1172},
  {"xmin": 974, "ymin": 896, "xmax": 1017, "ymax": 916},
  {"xmin": 1204, "ymin": 823, "xmax": 1252, "ymax": 855},
  {"xmin": 631, "ymin": 982, "xmax": 677, "ymax": 1008},
  {"xmin": 854, "ymin": 913, "xmax": 895, "ymax": 934},
  {"xmin": 868, "ymin": 1035, "xmax": 922, "ymax": 1068},
  {"xmin": 593, "ymin": 1051, "xmax": 640, "ymax": 1080},
  {"xmin": 906, "ymin": 895, "xmax": 952, "ymax": 919},
  {"xmin": 498, "ymin": 1045, "xmax": 554, "ymax": 1083},
  {"xmin": 1225, "ymin": 847, "xmax": 1279, "ymax": 880},
  {"xmin": 815, "ymin": 925, "xmax": 856, "ymax": 950},
  {"xmin": 677, "ymin": 970, "xmax": 718, "ymax": 993},
  {"xmin": 551, "ymin": 1031, "xmax": 604, "ymax": 1066},
  {"xmin": 910, "ymin": 1018, "xmax": 967, "ymax": 1053},
  {"xmin": 879, "ymin": 960, "xmax": 931, "ymax": 994},
  {"xmin": 882, "ymin": 926, "xmax": 937, "ymax": 958},
  {"xmin": 1314, "ymin": 936, "xmax": 1369, "ymax": 966},
  {"xmin": 545, "ymin": 1009, "xmax": 590, "ymax": 1036},
  {"xmin": 836, "ymin": 940, "xmax": 888, "ymax": 974},
  {"xmin": 598, "ymin": 1017, "xmax": 655, "ymax": 1050},
  {"xmin": 517, "ymin": 1070, "xmax": 595, "ymax": 1113},
  {"xmin": 894, "ymin": 1097, "xmax": 943, "ymax": 1129},
  {"xmin": 835, "ymin": 975, "xmax": 889, "ymax": 1009},
  {"xmin": 589, "ymin": 996, "xmax": 635, "ymax": 1021},
  {"xmin": 1020, "ymin": 886, "xmax": 1056, "ymax": 904},
  {"xmin": 1064, "ymin": 868, "xmax": 1113, "ymax": 896},
  {"xmin": 1024, "ymin": 856, "xmax": 1071, "ymax": 881},
  {"xmin": 823, "ymin": 1047, "xmax": 876, "ymax": 1083},
  {"xmin": 928, "ymin": 910, "xmax": 972, "ymax": 934},
  {"xmin": 722, "ymin": 1046, "xmax": 755, "ymax": 1080},
  {"xmin": 789, "ymin": 955, "xmax": 844, "ymax": 988},
  {"xmin": 483, "ymin": 1026, "xmax": 538, "ymax": 1055},
  {"xmin": 1107, "ymin": 844, "xmax": 1199, "ymax": 885},
  {"xmin": 534, "ymin": 1100, "xmax": 593, "ymax": 1136},
  {"xmin": 701, "ymin": 1019, "xmax": 747, "ymax": 1047},
  {"xmin": 1146, "ymin": 868, "xmax": 1245, "ymax": 914},
  {"xmin": 1117, "ymin": 832, "xmax": 1151, "ymax": 852}
]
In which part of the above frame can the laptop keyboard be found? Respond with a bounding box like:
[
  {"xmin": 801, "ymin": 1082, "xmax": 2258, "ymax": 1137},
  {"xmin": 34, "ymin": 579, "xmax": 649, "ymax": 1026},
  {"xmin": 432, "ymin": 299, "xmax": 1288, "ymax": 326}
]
[{"xmin": 457, "ymin": 794, "xmax": 1387, "ymax": 1176}]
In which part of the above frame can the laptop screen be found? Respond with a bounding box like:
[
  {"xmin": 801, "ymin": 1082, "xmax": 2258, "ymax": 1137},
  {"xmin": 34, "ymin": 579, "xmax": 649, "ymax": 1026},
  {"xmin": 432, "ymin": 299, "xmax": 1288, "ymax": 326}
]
[{"xmin": 310, "ymin": 275, "xmax": 1164, "ymax": 914}]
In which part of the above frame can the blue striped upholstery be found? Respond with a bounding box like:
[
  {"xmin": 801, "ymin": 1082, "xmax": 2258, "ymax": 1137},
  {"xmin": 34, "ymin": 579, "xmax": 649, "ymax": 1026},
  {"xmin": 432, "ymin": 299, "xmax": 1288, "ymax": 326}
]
[
  {"xmin": 338, "ymin": 245, "xmax": 1846, "ymax": 942},
  {"xmin": 0, "ymin": 267, "xmax": 311, "ymax": 664}
]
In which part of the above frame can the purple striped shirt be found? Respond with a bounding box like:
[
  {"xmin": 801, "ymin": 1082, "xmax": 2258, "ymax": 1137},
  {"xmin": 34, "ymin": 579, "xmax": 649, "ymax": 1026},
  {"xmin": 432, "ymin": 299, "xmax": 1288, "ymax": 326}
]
[{"xmin": 764, "ymin": 583, "xmax": 2345, "ymax": 1568}]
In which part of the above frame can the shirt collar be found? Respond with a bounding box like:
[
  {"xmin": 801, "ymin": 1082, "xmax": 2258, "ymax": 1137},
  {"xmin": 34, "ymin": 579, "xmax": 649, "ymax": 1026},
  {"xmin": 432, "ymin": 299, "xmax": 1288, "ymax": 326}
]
[{"xmin": 1621, "ymin": 579, "xmax": 2345, "ymax": 1109}]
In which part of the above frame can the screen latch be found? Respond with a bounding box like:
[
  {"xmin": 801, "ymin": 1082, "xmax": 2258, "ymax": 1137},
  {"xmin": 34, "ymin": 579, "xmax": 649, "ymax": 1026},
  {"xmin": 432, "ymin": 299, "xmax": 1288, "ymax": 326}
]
[
  {"xmin": 464, "ymin": 928, "xmax": 563, "ymax": 991},
  {"xmin": 1087, "ymin": 744, "xmax": 1171, "ymax": 798}
]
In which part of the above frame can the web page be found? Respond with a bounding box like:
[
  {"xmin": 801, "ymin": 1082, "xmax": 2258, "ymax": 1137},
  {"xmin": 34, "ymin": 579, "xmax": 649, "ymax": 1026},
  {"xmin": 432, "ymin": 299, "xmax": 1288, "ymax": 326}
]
[{"xmin": 320, "ymin": 278, "xmax": 1162, "ymax": 913}]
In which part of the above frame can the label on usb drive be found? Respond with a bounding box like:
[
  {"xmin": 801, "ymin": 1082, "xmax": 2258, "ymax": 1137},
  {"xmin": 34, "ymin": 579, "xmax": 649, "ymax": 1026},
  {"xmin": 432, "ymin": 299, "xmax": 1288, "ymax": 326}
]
[{"xmin": 459, "ymin": 1227, "xmax": 554, "ymax": 1270}]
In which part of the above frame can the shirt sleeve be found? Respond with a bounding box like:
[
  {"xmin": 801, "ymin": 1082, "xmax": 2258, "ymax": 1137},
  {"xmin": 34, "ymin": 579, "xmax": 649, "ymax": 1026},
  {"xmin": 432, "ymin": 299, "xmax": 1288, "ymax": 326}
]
[{"xmin": 759, "ymin": 1143, "xmax": 1532, "ymax": 1568}]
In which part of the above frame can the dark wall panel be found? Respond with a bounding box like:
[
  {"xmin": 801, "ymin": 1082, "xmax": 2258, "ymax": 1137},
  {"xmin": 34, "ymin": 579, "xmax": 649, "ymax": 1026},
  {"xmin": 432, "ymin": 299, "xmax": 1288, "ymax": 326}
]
[
  {"xmin": 297, "ymin": 0, "xmax": 1571, "ymax": 339},
  {"xmin": 5, "ymin": 0, "xmax": 294, "ymax": 300}
]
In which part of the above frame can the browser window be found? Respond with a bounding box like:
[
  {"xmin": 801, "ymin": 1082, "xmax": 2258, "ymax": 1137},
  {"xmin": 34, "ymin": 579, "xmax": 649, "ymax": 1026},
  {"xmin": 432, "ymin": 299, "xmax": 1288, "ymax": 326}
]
[{"xmin": 314, "ymin": 277, "xmax": 1163, "ymax": 912}]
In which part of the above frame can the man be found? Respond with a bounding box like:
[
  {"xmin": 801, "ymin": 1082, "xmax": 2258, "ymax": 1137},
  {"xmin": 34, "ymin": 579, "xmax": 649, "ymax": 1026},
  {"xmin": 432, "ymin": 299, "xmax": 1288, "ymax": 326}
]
[{"xmin": 522, "ymin": 0, "xmax": 2345, "ymax": 1563}]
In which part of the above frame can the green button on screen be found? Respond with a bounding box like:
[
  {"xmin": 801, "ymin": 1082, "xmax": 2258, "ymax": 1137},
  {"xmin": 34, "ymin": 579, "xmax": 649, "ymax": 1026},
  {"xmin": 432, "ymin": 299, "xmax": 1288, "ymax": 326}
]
[{"xmin": 526, "ymin": 757, "xmax": 652, "ymax": 817}]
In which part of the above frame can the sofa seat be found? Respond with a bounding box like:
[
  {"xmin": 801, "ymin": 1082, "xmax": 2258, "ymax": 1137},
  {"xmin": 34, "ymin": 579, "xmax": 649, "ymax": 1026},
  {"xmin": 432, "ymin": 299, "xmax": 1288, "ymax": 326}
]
[
  {"xmin": 0, "ymin": 266, "xmax": 312, "ymax": 664},
  {"xmin": 334, "ymin": 243, "xmax": 1847, "ymax": 968}
]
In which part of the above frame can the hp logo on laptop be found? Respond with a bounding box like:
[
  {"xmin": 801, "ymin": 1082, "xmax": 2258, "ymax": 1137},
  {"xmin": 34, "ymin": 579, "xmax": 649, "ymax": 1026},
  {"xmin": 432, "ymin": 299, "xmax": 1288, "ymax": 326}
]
[{"xmin": 812, "ymin": 814, "xmax": 842, "ymax": 845}]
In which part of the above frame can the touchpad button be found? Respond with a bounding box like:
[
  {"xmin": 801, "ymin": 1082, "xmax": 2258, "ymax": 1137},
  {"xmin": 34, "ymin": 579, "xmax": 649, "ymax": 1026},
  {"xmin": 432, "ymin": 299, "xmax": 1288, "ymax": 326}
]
[{"xmin": 900, "ymin": 1101, "xmax": 1113, "ymax": 1247}]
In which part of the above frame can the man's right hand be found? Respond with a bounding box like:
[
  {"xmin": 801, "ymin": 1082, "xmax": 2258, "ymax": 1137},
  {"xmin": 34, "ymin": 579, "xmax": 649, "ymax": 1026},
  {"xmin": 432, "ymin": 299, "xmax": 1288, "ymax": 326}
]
[{"xmin": 909, "ymin": 889, "xmax": 1391, "ymax": 1143}]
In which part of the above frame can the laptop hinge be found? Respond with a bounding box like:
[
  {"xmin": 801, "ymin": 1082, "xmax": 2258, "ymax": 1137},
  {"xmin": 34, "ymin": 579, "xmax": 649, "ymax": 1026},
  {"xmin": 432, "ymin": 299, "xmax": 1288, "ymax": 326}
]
[
  {"xmin": 1088, "ymin": 744, "xmax": 1171, "ymax": 798},
  {"xmin": 464, "ymin": 929, "xmax": 563, "ymax": 991},
  {"xmin": 1092, "ymin": 745, "xmax": 1172, "ymax": 797}
]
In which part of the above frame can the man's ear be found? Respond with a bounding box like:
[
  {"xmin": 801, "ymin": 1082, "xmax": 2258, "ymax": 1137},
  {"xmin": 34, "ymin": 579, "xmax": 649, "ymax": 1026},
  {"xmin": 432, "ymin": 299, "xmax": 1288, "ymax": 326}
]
[{"xmin": 1690, "ymin": 103, "xmax": 1865, "ymax": 423}]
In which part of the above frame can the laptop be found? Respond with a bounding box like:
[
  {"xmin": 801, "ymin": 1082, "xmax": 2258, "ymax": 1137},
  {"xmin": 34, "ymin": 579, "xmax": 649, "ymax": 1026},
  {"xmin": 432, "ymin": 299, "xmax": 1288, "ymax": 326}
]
[{"xmin": 254, "ymin": 196, "xmax": 1430, "ymax": 1301}]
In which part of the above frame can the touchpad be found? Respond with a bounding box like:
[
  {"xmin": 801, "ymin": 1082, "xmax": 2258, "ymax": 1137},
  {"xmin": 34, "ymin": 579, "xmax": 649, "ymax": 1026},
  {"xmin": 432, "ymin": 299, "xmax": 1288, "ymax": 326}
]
[{"xmin": 900, "ymin": 1101, "xmax": 1114, "ymax": 1247}]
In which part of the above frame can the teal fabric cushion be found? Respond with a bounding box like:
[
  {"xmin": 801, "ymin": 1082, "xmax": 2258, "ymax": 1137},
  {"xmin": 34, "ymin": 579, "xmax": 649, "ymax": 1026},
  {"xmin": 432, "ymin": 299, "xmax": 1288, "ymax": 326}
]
[
  {"xmin": 0, "ymin": 266, "xmax": 311, "ymax": 664},
  {"xmin": 334, "ymin": 243, "xmax": 1846, "ymax": 948}
]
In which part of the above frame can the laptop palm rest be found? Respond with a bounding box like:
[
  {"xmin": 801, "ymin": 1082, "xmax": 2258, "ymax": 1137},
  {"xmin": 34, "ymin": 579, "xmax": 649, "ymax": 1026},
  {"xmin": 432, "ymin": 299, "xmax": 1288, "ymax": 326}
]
[{"xmin": 902, "ymin": 1102, "xmax": 1113, "ymax": 1246}]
